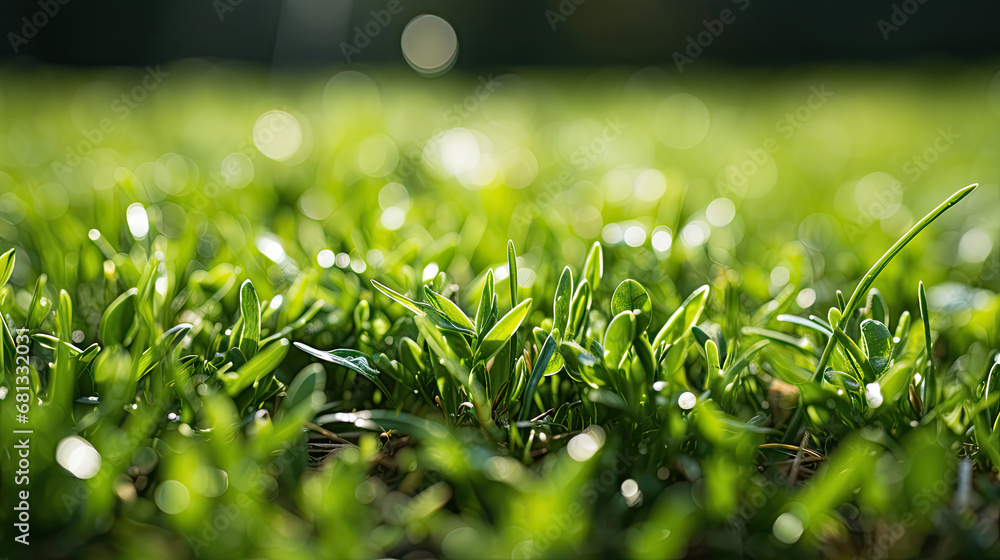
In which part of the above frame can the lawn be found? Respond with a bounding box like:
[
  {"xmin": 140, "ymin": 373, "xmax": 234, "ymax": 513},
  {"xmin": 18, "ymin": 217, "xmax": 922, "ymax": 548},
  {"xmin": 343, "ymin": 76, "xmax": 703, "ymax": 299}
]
[{"xmin": 0, "ymin": 63, "xmax": 998, "ymax": 559}]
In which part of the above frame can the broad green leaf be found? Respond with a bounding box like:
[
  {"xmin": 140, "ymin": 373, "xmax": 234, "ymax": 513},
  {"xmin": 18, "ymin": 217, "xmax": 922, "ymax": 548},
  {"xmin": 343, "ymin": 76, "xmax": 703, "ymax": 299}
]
[
  {"xmin": 399, "ymin": 336, "xmax": 428, "ymax": 373},
  {"xmin": 224, "ymin": 338, "xmax": 290, "ymax": 396},
  {"xmin": 869, "ymin": 358, "xmax": 915, "ymax": 415},
  {"xmin": 612, "ymin": 279, "xmax": 652, "ymax": 335},
  {"xmin": 507, "ymin": 240, "xmax": 518, "ymax": 307},
  {"xmin": 833, "ymin": 326, "xmax": 876, "ymax": 383},
  {"xmin": 239, "ymin": 279, "xmax": 260, "ymax": 358},
  {"xmin": 705, "ymin": 338, "xmax": 721, "ymax": 374},
  {"xmin": 604, "ymin": 311, "xmax": 635, "ymax": 370},
  {"xmin": 860, "ymin": 319, "xmax": 893, "ymax": 374},
  {"xmin": 0, "ymin": 248, "xmax": 14, "ymax": 289},
  {"xmin": 519, "ymin": 331, "xmax": 558, "ymax": 420},
  {"xmin": 544, "ymin": 350, "xmax": 565, "ymax": 376},
  {"xmin": 293, "ymin": 342, "xmax": 393, "ymax": 403},
  {"xmin": 918, "ymin": 280, "xmax": 935, "ymax": 409},
  {"xmin": 653, "ymin": 285, "xmax": 709, "ymax": 349},
  {"xmin": 552, "ymin": 266, "xmax": 573, "ymax": 338},
  {"xmin": 582, "ymin": 241, "xmax": 603, "ymax": 290},
  {"xmin": 424, "ymin": 286, "xmax": 476, "ymax": 334},
  {"xmin": 569, "ymin": 281, "xmax": 592, "ymax": 342},
  {"xmin": 99, "ymin": 288, "xmax": 137, "ymax": 345},
  {"xmin": 478, "ymin": 298, "xmax": 532, "ymax": 363}
]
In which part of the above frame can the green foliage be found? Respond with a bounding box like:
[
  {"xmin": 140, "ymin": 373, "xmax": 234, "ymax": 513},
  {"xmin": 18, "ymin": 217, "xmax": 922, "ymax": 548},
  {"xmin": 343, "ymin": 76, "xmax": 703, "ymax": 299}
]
[{"xmin": 0, "ymin": 69, "xmax": 996, "ymax": 560}]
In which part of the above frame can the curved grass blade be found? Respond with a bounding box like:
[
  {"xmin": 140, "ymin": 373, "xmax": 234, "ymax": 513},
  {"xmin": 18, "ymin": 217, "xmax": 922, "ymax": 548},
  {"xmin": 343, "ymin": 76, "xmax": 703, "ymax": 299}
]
[
  {"xmin": 99, "ymin": 287, "xmax": 137, "ymax": 345},
  {"xmin": 519, "ymin": 331, "xmax": 558, "ymax": 420},
  {"xmin": 294, "ymin": 342, "xmax": 393, "ymax": 404},
  {"xmin": 741, "ymin": 327, "xmax": 812, "ymax": 354},
  {"xmin": 372, "ymin": 279, "xmax": 427, "ymax": 317},
  {"xmin": 784, "ymin": 184, "xmax": 978, "ymax": 442},
  {"xmin": 653, "ymin": 285, "xmax": 709, "ymax": 349},
  {"xmin": 0, "ymin": 248, "xmax": 14, "ymax": 289},
  {"xmin": 777, "ymin": 314, "xmax": 832, "ymax": 337}
]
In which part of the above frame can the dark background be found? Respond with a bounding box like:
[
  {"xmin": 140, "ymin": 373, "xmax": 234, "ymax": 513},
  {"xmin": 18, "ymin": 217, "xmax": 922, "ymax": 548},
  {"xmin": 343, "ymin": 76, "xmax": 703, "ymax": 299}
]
[{"xmin": 1, "ymin": 0, "xmax": 998, "ymax": 68}]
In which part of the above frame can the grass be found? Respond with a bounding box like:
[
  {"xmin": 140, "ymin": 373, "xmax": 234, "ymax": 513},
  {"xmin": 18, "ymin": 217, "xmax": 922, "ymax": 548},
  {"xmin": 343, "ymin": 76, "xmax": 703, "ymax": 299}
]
[{"xmin": 0, "ymin": 64, "xmax": 998, "ymax": 559}]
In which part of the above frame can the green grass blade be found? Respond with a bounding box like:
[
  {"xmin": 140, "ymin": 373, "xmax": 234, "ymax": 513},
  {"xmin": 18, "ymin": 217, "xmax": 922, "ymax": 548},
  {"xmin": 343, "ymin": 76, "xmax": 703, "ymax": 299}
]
[
  {"xmin": 582, "ymin": 241, "xmax": 603, "ymax": 290},
  {"xmin": 507, "ymin": 240, "xmax": 518, "ymax": 307},
  {"xmin": 0, "ymin": 248, "xmax": 14, "ymax": 290},
  {"xmin": 918, "ymin": 280, "xmax": 935, "ymax": 411},
  {"xmin": 372, "ymin": 279, "xmax": 427, "ymax": 317},
  {"xmin": 653, "ymin": 285, "xmax": 709, "ymax": 349},
  {"xmin": 478, "ymin": 298, "xmax": 532, "ymax": 363},
  {"xmin": 239, "ymin": 279, "xmax": 260, "ymax": 359},
  {"xmin": 519, "ymin": 331, "xmax": 558, "ymax": 421},
  {"xmin": 552, "ymin": 266, "xmax": 573, "ymax": 338}
]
